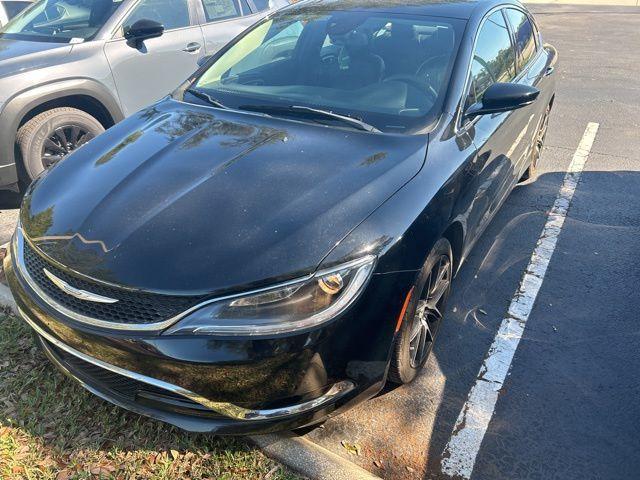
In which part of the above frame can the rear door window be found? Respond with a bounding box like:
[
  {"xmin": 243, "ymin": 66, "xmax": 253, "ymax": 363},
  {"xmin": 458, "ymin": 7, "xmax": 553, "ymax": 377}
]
[
  {"xmin": 200, "ymin": 0, "xmax": 240, "ymax": 22},
  {"xmin": 505, "ymin": 8, "xmax": 537, "ymax": 70}
]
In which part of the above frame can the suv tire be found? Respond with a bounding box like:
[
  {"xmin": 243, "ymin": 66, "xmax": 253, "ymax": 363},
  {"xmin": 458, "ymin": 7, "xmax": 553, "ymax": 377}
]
[{"xmin": 17, "ymin": 107, "xmax": 104, "ymax": 182}]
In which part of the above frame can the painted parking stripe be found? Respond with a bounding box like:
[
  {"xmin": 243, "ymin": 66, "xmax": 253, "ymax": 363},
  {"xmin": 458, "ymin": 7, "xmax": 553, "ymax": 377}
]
[{"xmin": 441, "ymin": 122, "xmax": 600, "ymax": 479}]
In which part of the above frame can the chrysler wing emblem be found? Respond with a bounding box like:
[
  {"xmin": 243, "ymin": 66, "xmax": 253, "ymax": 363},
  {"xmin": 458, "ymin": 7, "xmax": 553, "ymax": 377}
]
[{"xmin": 42, "ymin": 268, "xmax": 119, "ymax": 304}]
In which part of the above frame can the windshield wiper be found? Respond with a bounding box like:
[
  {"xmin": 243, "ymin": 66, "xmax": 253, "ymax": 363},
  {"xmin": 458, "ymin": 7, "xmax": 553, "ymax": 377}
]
[
  {"xmin": 185, "ymin": 88, "xmax": 227, "ymax": 109},
  {"xmin": 240, "ymin": 104, "xmax": 380, "ymax": 133}
]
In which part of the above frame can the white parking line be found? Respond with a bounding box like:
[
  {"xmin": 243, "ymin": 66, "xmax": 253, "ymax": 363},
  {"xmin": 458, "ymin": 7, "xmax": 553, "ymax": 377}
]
[{"xmin": 440, "ymin": 122, "xmax": 600, "ymax": 479}]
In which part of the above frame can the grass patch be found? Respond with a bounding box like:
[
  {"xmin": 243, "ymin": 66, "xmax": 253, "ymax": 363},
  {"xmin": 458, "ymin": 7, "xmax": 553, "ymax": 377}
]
[{"xmin": 0, "ymin": 314, "xmax": 302, "ymax": 480}]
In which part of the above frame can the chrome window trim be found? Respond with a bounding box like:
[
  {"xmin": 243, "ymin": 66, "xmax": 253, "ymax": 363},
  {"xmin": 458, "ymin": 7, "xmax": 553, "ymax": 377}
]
[
  {"xmin": 19, "ymin": 305, "xmax": 355, "ymax": 420},
  {"xmin": 454, "ymin": 4, "xmax": 518, "ymax": 136}
]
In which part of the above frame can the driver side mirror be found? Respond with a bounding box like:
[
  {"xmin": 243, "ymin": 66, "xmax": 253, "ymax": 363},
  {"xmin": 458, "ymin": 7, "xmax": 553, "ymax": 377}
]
[
  {"xmin": 124, "ymin": 19, "xmax": 164, "ymax": 48},
  {"xmin": 464, "ymin": 83, "xmax": 539, "ymax": 119}
]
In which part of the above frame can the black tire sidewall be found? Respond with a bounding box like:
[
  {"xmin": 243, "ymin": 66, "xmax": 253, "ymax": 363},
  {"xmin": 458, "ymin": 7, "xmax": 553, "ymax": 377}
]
[
  {"xmin": 19, "ymin": 109, "xmax": 104, "ymax": 181},
  {"xmin": 390, "ymin": 237, "xmax": 453, "ymax": 384}
]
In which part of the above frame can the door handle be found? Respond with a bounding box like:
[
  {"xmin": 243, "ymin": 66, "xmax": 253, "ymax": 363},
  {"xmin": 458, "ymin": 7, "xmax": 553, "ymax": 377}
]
[
  {"xmin": 543, "ymin": 66, "xmax": 554, "ymax": 77},
  {"xmin": 183, "ymin": 42, "xmax": 201, "ymax": 53}
]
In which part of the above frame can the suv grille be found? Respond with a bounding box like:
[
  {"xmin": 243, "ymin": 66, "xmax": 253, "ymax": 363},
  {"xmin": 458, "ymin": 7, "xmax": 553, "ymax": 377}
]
[{"xmin": 22, "ymin": 239, "xmax": 206, "ymax": 325}]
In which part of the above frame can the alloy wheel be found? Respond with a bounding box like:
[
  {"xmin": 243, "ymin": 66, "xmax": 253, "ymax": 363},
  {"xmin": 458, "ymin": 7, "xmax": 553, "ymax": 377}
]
[
  {"xmin": 408, "ymin": 254, "xmax": 452, "ymax": 368},
  {"xmin": 532, "ymin": 106, "xmax": 550, "ymax": 170},
  {"xmin": 41, "ymin": 125, "xmax": 94, "ymax": 169}
]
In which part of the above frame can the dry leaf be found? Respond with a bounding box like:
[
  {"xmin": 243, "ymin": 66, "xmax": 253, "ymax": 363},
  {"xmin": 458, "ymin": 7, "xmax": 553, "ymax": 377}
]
[
  {"xmin": 340, "ymin": 440, "xmax": 362, "ymax": 456},
  {"xmin": 56, "ymin": 469, "xmax": 73, "ymax": 480}
]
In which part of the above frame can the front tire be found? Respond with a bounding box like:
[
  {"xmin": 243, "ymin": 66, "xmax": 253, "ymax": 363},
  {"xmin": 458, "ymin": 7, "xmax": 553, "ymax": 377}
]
[
  {"xmin": 389, "ymin": 238, "xmax": 453, "ymax": 384},
  {"xmin": 16, "ymin": 107, "xmax": 104, "ymax": 182}
]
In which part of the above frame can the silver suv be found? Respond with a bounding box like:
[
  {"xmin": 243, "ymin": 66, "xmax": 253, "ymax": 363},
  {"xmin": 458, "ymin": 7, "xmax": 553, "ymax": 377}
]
[{"xmin": 0, "ymin": 0, "xmax": 285, "ymax": 189}]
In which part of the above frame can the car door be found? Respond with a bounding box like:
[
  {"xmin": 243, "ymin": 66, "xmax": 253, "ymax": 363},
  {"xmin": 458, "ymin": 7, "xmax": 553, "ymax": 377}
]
[
  {"xmin": 457, "ymin": 9, "xmax": 520, "ymax": 241},
  {"xmin": 103, "ymin": 0, "xmax": 205, "ymax": 116},
  {"xmin": 504, "ymin": 7, "xmax": 550, "ymax": 178}
]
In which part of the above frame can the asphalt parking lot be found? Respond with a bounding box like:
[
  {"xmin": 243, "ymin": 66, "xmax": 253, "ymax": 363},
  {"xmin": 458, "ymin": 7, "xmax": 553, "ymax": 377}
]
[{"xmin": 0, "ymin": 3, "xmax": 638, "ymax": 480}]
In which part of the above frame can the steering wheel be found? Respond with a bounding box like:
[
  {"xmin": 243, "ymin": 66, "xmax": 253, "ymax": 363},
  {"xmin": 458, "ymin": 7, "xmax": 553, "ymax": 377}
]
[
  {"xmin": 383, "ymin": 74, "xmax": 438, "ymax": 103},
  {"xmin": 417, "ymin": 54, "xmax": 450, "ymax": 87}
]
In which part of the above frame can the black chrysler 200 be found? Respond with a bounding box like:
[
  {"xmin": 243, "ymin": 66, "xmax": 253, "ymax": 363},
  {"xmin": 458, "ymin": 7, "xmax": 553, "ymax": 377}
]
[{"xmin": 6, "ymin": 0, "xmax": 556, "ymax": 433}]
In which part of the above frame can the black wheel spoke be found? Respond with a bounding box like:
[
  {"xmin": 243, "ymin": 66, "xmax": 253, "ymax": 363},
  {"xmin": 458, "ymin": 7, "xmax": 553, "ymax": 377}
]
[
  {"xmin": 41, "ymin": 124, "xmax": 90, "ymax": 170},
  {"xmin": 43, "ymin": 138, "xmax": 66, "ymax": 154},
  {"xmin": 76, "ymin": 131, "xmax": 93, "ymax": 147},
  {"xmin": 41, "ymin": 154, "xmax": 63, "ymax": 167},
  {"xmin": 54, "ymin": 128, "xmax": 68, "ymax": 150},
  {"xmin": 69, "ymin": 125, "xmax": 81, "ymax": 145}
]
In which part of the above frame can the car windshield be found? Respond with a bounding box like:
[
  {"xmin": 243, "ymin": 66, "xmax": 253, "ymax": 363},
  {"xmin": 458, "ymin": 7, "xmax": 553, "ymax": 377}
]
[
  {"xmin": 187, "ymin": 8, "xmax": 464, "ymax": 134},
  {"xmin": 0, "ymin": 0, "xmax": 123, "ymax": 42}
]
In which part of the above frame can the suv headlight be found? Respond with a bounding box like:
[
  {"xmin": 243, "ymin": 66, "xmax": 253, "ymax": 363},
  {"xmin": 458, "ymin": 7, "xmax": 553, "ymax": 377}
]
[{"xmin": 164, "ymin": 255, "xmax": 376, "ymax": 336}]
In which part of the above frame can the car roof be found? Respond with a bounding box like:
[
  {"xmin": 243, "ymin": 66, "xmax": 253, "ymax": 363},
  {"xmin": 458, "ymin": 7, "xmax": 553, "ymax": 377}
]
[{"xmin": 279, "ymin": 0, "xmax": 521, "ymax": 20}]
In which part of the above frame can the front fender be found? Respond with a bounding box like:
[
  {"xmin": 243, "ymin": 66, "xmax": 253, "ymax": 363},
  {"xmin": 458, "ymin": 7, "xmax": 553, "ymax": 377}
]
[{"xmin": 0, "ymin": 78, "xmax": 124, "ymax": 186}]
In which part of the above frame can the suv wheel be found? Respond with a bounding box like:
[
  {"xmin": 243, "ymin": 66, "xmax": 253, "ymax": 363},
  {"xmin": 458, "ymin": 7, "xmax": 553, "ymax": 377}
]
[{"xmin": 17, "ymin": 107, "xmax": 104, "ymax": 181}]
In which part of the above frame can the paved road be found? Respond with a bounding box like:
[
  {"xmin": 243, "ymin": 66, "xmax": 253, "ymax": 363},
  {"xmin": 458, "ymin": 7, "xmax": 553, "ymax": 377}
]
[
  {"xmin": 0, "ymin": 5, "xmax": 637, "ymax": 479},
  {"xmin": 305, "ymin": 4, "xmax": 640, "ymax": 479}
]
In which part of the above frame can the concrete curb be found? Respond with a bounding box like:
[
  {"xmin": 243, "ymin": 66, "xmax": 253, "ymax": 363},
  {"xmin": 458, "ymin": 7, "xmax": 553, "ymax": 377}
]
[
  {"xmin": 250, "ymin": 433, "xmax": 382, "ymax": 480},
  {"xmin": 0, "ymin": 282, "xmax": 17, "ymax": 315},
  {"xmin": 0, "ymin": 268, "xmax": 378, "ymax": 480}
]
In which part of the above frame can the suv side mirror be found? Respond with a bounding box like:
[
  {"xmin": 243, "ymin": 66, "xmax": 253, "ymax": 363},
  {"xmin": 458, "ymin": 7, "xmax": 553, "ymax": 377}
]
[
  {"xmin": 124, "ymin": 19, "xmax": 164, "ymax": 47},
  {"xmin": 464, "ymin": 83, "xmax": 539, "ymax": 119}
]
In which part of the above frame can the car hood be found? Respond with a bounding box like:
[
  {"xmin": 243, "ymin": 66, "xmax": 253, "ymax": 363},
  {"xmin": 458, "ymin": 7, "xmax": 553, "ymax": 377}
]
[
  {"xmin": 0, "ymin": 37, "xmax": 73, "ymax": 82},
  {"xmin": 22, "ymin": 99, "xmax": 428, "ymax": 295}
]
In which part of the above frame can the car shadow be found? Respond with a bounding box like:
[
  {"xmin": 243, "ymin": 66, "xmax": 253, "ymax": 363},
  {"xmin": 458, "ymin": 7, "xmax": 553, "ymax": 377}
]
[{"xmin": 0, "ymin": 189, "xmax": 22, "ymax": 209}]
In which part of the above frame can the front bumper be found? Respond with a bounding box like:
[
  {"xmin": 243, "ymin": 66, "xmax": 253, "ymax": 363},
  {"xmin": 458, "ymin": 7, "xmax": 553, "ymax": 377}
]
[{"xmin": 5, "ymin": 238, "xmax": 412, "ymax": 433}]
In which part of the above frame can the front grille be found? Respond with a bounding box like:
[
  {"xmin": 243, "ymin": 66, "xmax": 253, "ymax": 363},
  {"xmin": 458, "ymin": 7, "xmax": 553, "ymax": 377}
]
[
  {"xmin": 42, "ymin": 338, "xmax": 218, "ymax": 417},
  {"xmin": 22, "ymin": 239, "xmax": 207, "ymax": 325}
]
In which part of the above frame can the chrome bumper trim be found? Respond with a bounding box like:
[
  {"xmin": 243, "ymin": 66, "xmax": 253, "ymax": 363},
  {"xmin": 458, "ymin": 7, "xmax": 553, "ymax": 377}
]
[{"xmin": 18, "ymin": 306, "xmax": 355, "ymax": 421}]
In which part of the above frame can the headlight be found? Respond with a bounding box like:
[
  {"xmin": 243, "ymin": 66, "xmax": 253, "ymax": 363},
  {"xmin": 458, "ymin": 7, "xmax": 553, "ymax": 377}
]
[{"xmin": 164, "ymin": 255, "xmax": 376, "ymax": 336}]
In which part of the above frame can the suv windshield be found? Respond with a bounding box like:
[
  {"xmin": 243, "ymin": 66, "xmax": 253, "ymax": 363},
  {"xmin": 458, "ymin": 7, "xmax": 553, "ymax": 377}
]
[
  {"xmin": 0, "ymin": 0, "xmax": 123, "ymax": 42},
  {"xmin": 187, "ymin": 8, "xmax": 464, "ymax": 134}
]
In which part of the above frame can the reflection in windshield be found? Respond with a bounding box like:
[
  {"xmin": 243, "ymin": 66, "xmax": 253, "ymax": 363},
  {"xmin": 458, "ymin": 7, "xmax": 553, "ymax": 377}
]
[
  {"xmin": 0, "ymin": 0, "xmax": 123, "ymax": 41},
  {"xmin": 190, "ymin": 9, "xmax": 464, "ymax": 134}
]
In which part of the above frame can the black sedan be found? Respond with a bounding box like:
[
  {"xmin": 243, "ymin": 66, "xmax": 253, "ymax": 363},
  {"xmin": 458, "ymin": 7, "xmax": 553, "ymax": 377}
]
[{"xmin": 6, "ymin": 0, "xmax": 556, "ymax": 433}]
